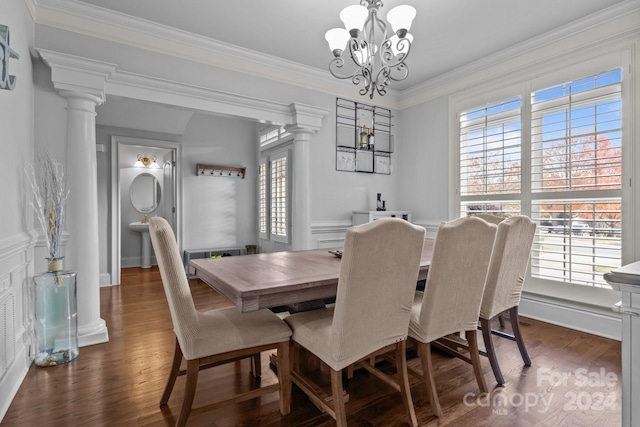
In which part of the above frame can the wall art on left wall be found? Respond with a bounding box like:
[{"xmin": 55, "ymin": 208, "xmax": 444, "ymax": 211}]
[{"xmin": 0, "ymin": 24, "xmax": 20, "ymax": 90}]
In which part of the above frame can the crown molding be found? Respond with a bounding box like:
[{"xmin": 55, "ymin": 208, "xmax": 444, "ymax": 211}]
[
  {"xmin": 107, "ymin": 69, "xmax": 296, "ymax": 125},
  {"xmin": 31, "ymin": 0, "xmax": 401, "ymax": 109},
  {"xmin": 24, "ymin": 0, "xmax": 37, "ymax": 22},
  {"xmin": 31, "ymin": 0, "xmax": 638, "ymax": 111},
  {"xmin": 399, "ymin": 0, "xmax": 640, "ymax": 109}
]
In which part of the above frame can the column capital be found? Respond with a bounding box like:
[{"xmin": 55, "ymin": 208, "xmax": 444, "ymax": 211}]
[
  {"xmin": 37, "ymin": 49, "xmax": 116, "ymax": 104},
  {"xmin": 285, "ymin": 125, "xmax": 314, "ymax": 143},
  {"xmin": 288, "ymin": 102, "xmax": 330, "ymax": 133}
]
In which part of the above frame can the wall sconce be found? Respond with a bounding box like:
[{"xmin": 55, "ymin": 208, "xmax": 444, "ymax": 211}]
[{"xmin": 134, "ymin": 154, "xmax": 160, "ymax": 168}]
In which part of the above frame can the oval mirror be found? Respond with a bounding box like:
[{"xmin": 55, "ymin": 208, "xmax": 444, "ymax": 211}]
[{"xmin": 130, "ymin": 173, "xmax": 161, "ymax": 213}]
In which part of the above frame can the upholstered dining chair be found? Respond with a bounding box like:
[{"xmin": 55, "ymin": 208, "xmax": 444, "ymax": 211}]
[
  {"xmin": 284, "ymin": 218, "xmax": 425, "ymax": 427},
  {"xmin": 408, "ymin": 216, "xmax": 497, "ymax": 417},
  {"xmin": 477, "ymin": 215, "xmax": 537, "ymax": 385},
  {"xmin": 148, "ymin": 217, "xmax": 293, "ymax": 427},
  {"xmin": 473, "ymin": 213, "xmax": 509, "ymax": 327},
  {"xmin": 474, "ymin": 213, "xmax": 507, "ymax": 225}
]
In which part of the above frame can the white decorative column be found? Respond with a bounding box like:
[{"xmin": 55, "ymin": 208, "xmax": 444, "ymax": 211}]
[
  {"xmin": 38, "ymin": 49, "xmax": 116, "ymax": 347},
  {"xmin": 288, "ymin": 103, "xmax": 329, "ymax": 251},
  {"xmin": 289, "ymin": 128, "xmax": 312, "ymax": 250}
]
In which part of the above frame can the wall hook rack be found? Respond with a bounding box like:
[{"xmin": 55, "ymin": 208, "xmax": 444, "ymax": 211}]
[{"xmin": 196, "ymin": 163, "xmax": 246, "ymax": 179}]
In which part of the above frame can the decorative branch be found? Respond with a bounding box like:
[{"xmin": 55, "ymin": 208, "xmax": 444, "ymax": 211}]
[{"xmin": 26, "ymin": 150, "xmax": 69, "ymax": 263}]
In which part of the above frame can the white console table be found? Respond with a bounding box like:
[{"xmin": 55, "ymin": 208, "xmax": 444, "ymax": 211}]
[{"xmin": 604, "ymin": 261, "xmax": 640, "ymax": 427}]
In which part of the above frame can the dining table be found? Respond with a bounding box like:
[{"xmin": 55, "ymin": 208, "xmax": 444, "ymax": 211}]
[{"xmin": 191, "ymin": 238, "xmax": 434, "ymax": 312}]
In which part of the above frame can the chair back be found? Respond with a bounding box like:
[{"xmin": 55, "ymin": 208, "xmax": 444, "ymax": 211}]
[
  {"xmin": 329, "ymin": 218, "xmax": 425, "ymax": 370},
  {"xmin": 149, "ymin": 217, "xmax": 199, "ymax": 351},
  {"xmin": 474, "ymin": 213, "xmax": 505, "ymax": 225},
  {"xmin": 416, "ymin": 217, "xmax": 497, "ymax": 343},
  {"xmin": 480, "ymin": 215, "xmax": 536, "ymax": 320}
]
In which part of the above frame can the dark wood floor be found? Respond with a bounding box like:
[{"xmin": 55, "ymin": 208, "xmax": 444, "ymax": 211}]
[{"xmin": 2, "ymin": 267, "xmax": 622, "ymax": 426}]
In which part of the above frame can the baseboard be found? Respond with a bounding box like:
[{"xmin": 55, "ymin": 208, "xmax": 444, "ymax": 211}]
[
  {"xmin": 519, "ymin": 292, "xmax": 622, "ymax": 341},
  {"xmin": 0, "ymin": 343, "xmax": 30, "ymax": 423},
  {"xmin": 99, "ymin": 273, "xmax": 112, "ymax": 287},
  {"xmin": 121, "ymin": 256, "xmax": 157, "ymax": 269}
]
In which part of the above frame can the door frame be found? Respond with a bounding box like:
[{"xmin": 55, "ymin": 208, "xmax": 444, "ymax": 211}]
[{"xmin": 110, "ymin": 136, "xmax": 182, "ymax": 285}]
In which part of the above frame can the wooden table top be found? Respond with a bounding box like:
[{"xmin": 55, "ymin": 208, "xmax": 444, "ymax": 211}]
[{"xmin": 192, "ymin": 238, "xmax": 434, "ymax": 312}]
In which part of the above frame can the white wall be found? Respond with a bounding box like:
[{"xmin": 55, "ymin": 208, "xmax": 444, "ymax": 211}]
[
  {"xmin": 396, "ymin": 96, "xmax": 450, "ymax": 224},
  {"xmin": 0, "ymin": 0, "xmax": 35, "ymax": 420},
  {"xmin": 180, "ymin": 113, "xmax": 258, "ymax": 251}
]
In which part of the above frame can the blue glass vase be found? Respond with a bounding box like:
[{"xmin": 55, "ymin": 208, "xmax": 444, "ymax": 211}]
[{"xmin": 33, "ymin": 261, "xmax": 78, "ymax": 367}]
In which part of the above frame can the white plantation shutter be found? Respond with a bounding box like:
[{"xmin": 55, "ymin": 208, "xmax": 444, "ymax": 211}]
[
  {"xmin": 270, "ymin": 153, "xmax": 288, "ymax": 239},
  {"xmin": 529, "ymin": 69, "xmax": 622, "ymax": 288},
  {"xmin": 258, "ymin": 124, "xmax": 292, "ymax": 245},
  {"xmin": 459, "ymin": 97, "xmax": 522, "ymax": 197},
  {"xmin": 258, "ymin": 161, "xmax": 267, "ymax": 237},
  {"xmin": 457, "ymin": 68, "xmax": 623, "ymax": 288},
  {"xmin": 531, "ymin": 69, "xmax": 622, "ymax": 193}
]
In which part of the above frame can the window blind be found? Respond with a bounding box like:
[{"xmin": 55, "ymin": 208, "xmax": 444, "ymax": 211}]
[
  {"xmin": 456, "ymin": 68, "xmax": 623, "ymax": 288},
  {"xmin": 531, "ymin": 69, "xmax": 622, "ymax": 193},
  {"xmin": 270, "ymin": 156, "xmax": 287, "ymax": 238},
  {"xmin": 459, "ymin": 97, "xmax": 522, "ymax": 196},
  {"xmin": 258, "ymin": 162, "xmax": 267, "ymax": 235},
  {"xmin": 530, "ymin": 69, "xmax": 622, "ymax": 288}
]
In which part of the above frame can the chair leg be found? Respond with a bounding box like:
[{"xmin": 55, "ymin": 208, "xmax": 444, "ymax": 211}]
[
  {"xmin": 466, "ymin": 330, "xmax": 487, "ymax": 393},
  {"xmin": 277, "ymin": 341, "xmax": 292, "ymax": 416},
  {"xmin": 395, "ymin": 340, "xmax": 418, "ymax": 427},
  {"xmin": 498, "ymin": 314, "xmax": 505, "ymax": 328},
  {"xmin": 418, "ymin": 341, "xmax": 442, "ymax": 417},
  {"xmin": 509, "ymin": 307, "xmax": 531, "ymax": 366},
  {"xmin": 480, "ymin": 318, "xmax": 505, "ymax": 385},
  {"xmin": 251, "ymin": 352, "xmax": 262, "ymax": 378},
  {"xmin": 330, "ymin": 368, "xmax": 348, "ymax": 427},
  {"xmin": 346, "ymin": 364, "xmax": 354, "ymax": 379},
  {"xmin": 177, "ymin": 358, "xmax": 200, "ymax": 427},
  {"xmin": 160, "ymin": 339, "xmax": 183, "ymax": 406}
]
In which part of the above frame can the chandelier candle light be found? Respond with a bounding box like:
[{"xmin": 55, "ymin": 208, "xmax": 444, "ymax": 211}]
[{"xmin": 325, "ymin": 0, "xmax": 416, "ymax": 98}]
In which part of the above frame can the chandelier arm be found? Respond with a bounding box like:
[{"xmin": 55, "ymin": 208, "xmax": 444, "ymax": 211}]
[
  {"xmin": 328, "ymin": 38, "xmax": 363, "ymax": 80},
  {"xmin": 387, "ymin": 62, "xmax": 409, "ymax": 83}
]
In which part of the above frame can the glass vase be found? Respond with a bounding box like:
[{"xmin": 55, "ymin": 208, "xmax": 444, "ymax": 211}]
[{"xmin": 33, "ymin": 263, "xmax": 79, "ymax": 367}]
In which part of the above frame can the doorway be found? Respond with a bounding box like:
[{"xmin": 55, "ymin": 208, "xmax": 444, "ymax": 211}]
[{"xmin": 110, "ymin": 136, "xmax": 182, "ymax": 284}]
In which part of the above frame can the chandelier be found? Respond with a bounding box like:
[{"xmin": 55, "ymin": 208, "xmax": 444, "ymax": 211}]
[{"xmin": 325, "ymin": 0, "xmax": 416, "ymax": 99}]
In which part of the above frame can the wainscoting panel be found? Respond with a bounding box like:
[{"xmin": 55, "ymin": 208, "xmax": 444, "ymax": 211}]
[
  {"xmin": 310, "ymin": 221, "xmax": 351, "ymax": 249},
  {"xmin": 0, "ymin": 231, "xmax": 35, "ymax": 421}
]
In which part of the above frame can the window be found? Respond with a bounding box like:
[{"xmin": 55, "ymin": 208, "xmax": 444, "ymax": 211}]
[
  {"xmin": 270, "ymin": 153, "xmax": 288, "ymax": 238},
  {"xmin": 458, "ymin": 68, "xmax": 623, "ymax": 289},
  {"xmin": 530, "ymin": 70, "xmax": 622, "ymax": 288},
  {"xmin": 258, "ymin": 126, "xmax": 292, "ymax": 244},
  {"xmin": 258, "ymin": 161, "xmax": 267, "ymax": 235},
  {"xmin": 459, "ymin": 97, "xmax": 522, "ymax": 217}
]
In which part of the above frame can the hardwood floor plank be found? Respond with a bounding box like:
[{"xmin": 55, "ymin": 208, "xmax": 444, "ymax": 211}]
[{"xmin": 1, "ymin": 267, "xmax": 622, "ymax": 426}]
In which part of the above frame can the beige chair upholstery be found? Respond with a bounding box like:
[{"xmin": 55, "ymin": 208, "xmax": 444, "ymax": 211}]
[
  {"xmin": 408, "ymin": 216, "xmax": 497, "ymax": 417},
  {"xmin": 148, "ymin": 217, "xmax": 292, "ymax": 426},
  {"xmin": 473, "ymin": 213, "xmax": 506, "ymax": 225},
  {"xmin": 285, "ymin": 218, "xmax": 425, "ymax": 427},
  {"xmin": 479, "ymin": 215, "xmax": 537, "ymax": 385}
]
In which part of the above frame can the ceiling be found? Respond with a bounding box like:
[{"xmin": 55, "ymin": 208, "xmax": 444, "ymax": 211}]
[{"xmin": 77, "ymin": 0, "xmax": 625, "ymax": 92}]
